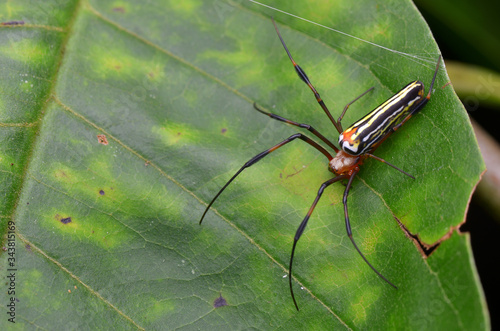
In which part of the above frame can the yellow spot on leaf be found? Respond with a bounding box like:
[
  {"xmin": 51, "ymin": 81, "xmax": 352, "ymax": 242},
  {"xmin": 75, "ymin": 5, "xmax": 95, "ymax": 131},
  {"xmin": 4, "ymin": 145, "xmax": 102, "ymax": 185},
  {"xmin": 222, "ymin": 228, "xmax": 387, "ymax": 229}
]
[
  {"xmin": 49, "ymin": 209, "xmax": 131, "ymax": 249},
  {"xmin": 0, "ymin": 38, "xmax": 49, "ymax": 63},
  {"xmin": 53, "ymin": 165, "xmax": 77, "ymax": 184},
  {"xmin": 153, "ymin": 122, "xmax": 200, "ymax": 146},
  {"xmin": 90, "ymin": 43, "xmax": 166, "ymax": 82},
  {"xmin": 147, "ymin": 300, "xmax": 175, "ymax": 319},
  {"xmin": 349, "ymin": 286, "xmax": 381, "ymax": 324},
  {"xmin": 168, "ymin": 0, "xmax": 202, "ymax": 15}
]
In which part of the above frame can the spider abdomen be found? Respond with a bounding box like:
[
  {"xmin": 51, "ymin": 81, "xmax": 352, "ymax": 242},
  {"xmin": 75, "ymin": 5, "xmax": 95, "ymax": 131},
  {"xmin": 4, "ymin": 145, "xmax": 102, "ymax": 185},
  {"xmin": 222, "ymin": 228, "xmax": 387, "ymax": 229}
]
[{"xmin": 339, "ymin": 81, "xmax": 425, "ymax": 156}]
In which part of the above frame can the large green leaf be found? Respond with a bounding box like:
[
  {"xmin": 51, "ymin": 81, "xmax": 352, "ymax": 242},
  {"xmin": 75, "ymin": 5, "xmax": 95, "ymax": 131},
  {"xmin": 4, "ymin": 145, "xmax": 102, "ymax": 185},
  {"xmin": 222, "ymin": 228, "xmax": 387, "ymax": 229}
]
[{"xmin": 0, "ymin": 0, "xmax": 488, "ymax": 329}]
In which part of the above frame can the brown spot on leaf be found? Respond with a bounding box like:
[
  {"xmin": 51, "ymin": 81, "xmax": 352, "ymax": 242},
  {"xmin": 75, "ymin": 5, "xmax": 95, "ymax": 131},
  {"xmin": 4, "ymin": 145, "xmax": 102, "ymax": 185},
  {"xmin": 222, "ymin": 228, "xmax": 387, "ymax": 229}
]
[
  {"xmin": 56, "ymin": 171, "xmax": 68, "ymax": 178},
  {"xmin": 213, "ymin": 294, "xmax": 227, "ymax": 308},
  {"xmin": 97, "ymin": 134, "xmax": 108, "ymax": 145},
  {"xmin": 25, "ymin": 244, "xmax": 31, "ymax": 251},
  {"xmin": 99, "ymin": 189, "xmax": 105, "ymax": 196},
  {"xmin": 112, "ymin": 7, "xmax": 125, "ymax": 13},
  {"xmin": 221, "ymin": 128, "xmax": 227, "ymax": 134}
]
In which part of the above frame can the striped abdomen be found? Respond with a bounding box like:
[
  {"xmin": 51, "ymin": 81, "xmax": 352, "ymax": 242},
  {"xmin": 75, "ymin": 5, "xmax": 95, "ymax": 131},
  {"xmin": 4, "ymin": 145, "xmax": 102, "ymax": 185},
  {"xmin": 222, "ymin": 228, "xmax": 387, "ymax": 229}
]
[{"xmin": 339, "ymin": 81, "xmax": 425, "ymax": 156}]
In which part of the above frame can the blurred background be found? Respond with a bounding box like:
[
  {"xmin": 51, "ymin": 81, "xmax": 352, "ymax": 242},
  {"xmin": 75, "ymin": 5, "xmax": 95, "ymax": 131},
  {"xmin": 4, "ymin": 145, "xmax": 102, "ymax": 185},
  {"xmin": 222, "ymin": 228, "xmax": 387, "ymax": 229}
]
[{"xmin": 415, "ymin": 0, "xmax": 500, "ymax": 327}]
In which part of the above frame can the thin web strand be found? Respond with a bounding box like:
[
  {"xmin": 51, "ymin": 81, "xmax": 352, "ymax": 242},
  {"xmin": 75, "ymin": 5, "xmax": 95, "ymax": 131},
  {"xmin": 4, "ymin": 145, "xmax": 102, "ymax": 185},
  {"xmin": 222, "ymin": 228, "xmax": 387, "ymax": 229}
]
[{"xmin": 247, "ymin": 0, "xmax": 439, "ymax": 69}]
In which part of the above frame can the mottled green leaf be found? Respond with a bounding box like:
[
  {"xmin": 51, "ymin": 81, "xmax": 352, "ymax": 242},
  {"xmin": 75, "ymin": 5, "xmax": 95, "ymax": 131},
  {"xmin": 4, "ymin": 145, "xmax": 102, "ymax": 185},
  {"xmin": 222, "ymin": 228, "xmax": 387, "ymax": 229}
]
[{"xmin": 0, "ymin": 0, "xmax": 488, "ymax": 329}]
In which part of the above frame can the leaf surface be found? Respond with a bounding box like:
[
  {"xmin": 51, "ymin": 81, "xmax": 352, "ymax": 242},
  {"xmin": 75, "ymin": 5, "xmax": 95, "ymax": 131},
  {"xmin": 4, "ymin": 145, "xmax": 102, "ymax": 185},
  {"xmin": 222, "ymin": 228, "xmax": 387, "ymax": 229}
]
[{"xmin": 0, "ymin": 0, "xmax": 488, "ymax": 329}]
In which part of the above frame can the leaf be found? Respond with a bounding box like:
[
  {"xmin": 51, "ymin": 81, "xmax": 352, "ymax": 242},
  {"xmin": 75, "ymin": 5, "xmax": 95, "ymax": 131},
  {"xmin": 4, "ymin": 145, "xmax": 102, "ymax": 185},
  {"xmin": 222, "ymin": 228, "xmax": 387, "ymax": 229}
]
[
  {"xmin": 0, "ymin": 0, "xmax": 488, "ymax": 329},
  {"xmin": 446, "ymin": 60, "xmax": 500, "ymax": 108}
]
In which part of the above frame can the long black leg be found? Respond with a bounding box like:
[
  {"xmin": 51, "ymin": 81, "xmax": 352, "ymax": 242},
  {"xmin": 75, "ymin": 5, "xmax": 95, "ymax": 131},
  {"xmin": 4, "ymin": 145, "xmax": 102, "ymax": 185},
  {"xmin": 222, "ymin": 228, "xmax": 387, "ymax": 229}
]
[
  {"xmin": 271, "ymin": 18, "xmax": 343, "ymax": 135},
  {"xmin": 343, "ymin": 169, "xmax": 397, "ymax": 289},
  {"xmin": 253, "ymin": 102, "xmax": 339, "ymax": 152},
  {"xmin": 199, "ymin": 133, "xmax": 334, "ymax": 224},
  {"xmin": 289, "ymin": 174, "xmax": 348, "ymax": 311}
]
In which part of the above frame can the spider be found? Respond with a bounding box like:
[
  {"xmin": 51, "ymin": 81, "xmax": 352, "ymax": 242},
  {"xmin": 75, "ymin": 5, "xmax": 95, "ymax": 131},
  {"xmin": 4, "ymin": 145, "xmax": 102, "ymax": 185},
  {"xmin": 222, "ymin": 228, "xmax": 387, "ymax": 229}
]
[{"xmin": 200, "ymin": 18, "xmax": 442, "ymax": 310}]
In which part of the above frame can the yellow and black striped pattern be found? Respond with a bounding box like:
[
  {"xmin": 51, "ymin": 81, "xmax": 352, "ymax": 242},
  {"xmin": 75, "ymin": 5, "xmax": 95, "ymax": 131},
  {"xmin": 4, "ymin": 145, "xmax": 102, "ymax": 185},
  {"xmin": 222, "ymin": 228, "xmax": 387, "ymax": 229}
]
[{"xmin": 339, "ymin": 81, "xmax": 425, "ymax": 156}]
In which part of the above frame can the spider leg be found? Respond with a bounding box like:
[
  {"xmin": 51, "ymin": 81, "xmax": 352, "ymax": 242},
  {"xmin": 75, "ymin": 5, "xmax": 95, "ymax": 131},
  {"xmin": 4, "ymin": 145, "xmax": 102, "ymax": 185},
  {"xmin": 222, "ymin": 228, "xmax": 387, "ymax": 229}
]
[
  {"xmin": 271, "ymin": 18, "xmax": 342, "ymax": 135},
  {"xmin": 365, "ymin": 153, "xmax": 414, "ymax": 179},
  {"xmin": 289, "ymin": 174, "xmax": 348, "ymax": 311},
  {"xmin": 199, "ymin": 133, "xmax": 333, "ymax": 224},
  {"xmin": 337, "ymin": 87, "xmax": 375, "ymax": 129},
  {"xmin": 343, "ymin": 169, "xmax": 397, "ymax": 289},
  {"xmin": 253, "ymin": 102, "xmax": 339, "ymax": 152}
]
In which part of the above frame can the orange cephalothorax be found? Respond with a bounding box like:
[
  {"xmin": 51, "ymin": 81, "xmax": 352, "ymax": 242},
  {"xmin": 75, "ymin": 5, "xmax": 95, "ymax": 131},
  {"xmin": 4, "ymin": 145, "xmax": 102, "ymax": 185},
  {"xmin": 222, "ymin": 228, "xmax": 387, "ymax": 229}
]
[{"xmin": 329, "ymin": 150, "xmax": 363, "ymax": 176}]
